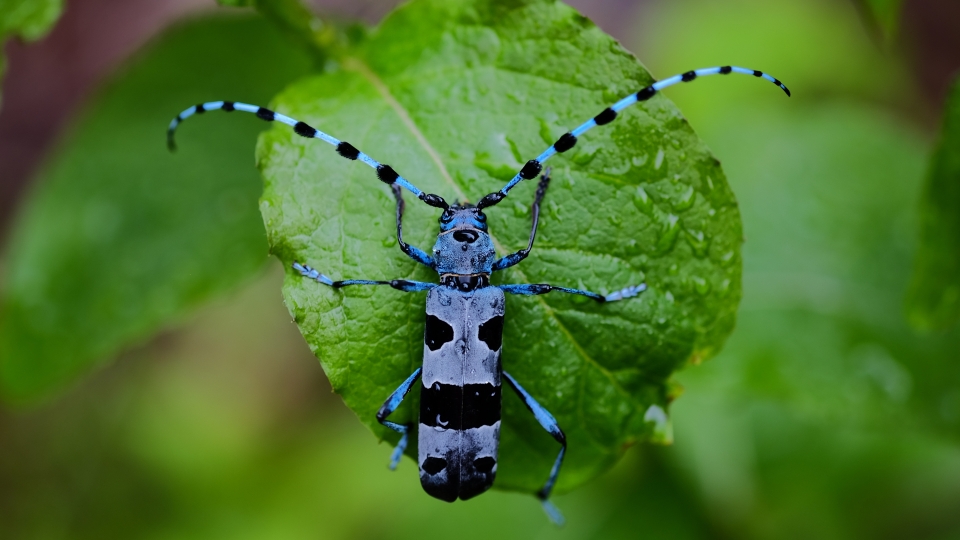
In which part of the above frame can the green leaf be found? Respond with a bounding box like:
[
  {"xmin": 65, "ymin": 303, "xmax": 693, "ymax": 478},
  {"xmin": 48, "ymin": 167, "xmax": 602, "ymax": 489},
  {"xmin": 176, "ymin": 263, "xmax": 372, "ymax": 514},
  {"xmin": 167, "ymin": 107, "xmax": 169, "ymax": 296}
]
[
  {"xmin": 856, "ymin": 0, "xmax": 903, "ymax": 41},
  {"xmin": 258, "ymin": 0, "xmax": 743, "ymax": 493},
  {"xmin": 0, "ymin": 15, "xmax": 313, "ymax": 402},
  {"xmin": 0, "ymin": 0, "xmax": 64, "ymax": 107},
  {"xmin": 216, "ymin": 0, "xmax": 341, "ymax": 61},
  {"xmin": 0, "ymin": 0, "xmax": 60, "ymax": 37},
  {"xmin": 673, "ymin": 100, "xmax": 953, "ymax": 540},
  {"xmin": 638, "ymin": 1, "xmax": 960, "ymax": 533},
  {"xmin": 907, "ymin": 77, "xmax": 960, "ymax": 330}
]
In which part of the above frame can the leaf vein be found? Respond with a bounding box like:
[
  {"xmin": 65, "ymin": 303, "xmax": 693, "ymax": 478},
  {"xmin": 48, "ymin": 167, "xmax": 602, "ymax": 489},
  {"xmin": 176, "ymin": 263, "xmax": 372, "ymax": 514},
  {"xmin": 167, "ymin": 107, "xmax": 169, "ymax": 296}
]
[{"xmin": 344, "ymin": 57, "xmax": 462, "ymax": 198}]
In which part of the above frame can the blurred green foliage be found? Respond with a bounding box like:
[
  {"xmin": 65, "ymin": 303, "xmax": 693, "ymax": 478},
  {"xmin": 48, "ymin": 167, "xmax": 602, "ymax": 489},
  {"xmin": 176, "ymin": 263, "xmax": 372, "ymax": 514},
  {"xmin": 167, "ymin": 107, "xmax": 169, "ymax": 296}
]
[
  {"xmin": 2, "ymin": 0, "xmax": 960, "ymax": 537},
  {"xmin": 261, "ymin": 0, "xmax": 745, "ymax": 493},
  {"xmin": 642, "ymin": 0, "xmax": 960, "ymax": 536},
  {"xmin": 216, "ymin": 0, "xmax": 343, "ymax": 58},
  {"xmin": 0, "ymin": 0, "xmax": 60, "ymax": 37},
  {"xmin": 908, "ymin": 77, "xmax": 960, "ymax": 330},
  {"xmin": 0, "ymin": 16, "xmax": 312, "ymax": 401},
  {"xmin": 0, "ymin": 0, "xmax": 63, "ymax": 106},
  {"xmin": 856, "ymin": 0, "xmax": 903, "ymax": 40}
]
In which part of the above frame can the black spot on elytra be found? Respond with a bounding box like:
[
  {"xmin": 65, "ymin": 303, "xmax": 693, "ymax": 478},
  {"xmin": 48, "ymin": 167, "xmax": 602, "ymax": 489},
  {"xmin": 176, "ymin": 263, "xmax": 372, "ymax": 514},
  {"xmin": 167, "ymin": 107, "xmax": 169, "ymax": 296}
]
[
  {"xmin": 422, "ymin": 457, "xmax": 447, "ymax": 475},
  {"xmin": 473, "ymin": 457, "xmax": 496, "ymax": 473},
  {"xmin": 461, "ymin": 383, "xmax": 501, "ymax": 428},
  {"xmin": 425, "ymin": 314, "xmax": 454, "ymax": 351},
  {"xmin": 478, "ymin": 315, "xmax": 503, "ymax": 351}
]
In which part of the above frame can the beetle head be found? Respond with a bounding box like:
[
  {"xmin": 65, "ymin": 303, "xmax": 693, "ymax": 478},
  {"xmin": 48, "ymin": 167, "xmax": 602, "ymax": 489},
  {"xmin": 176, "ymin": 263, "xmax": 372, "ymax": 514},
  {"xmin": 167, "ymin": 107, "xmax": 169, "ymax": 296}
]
[{"xmin": 433, "ymin": 202, "xmax": 496, "ymax": 275}]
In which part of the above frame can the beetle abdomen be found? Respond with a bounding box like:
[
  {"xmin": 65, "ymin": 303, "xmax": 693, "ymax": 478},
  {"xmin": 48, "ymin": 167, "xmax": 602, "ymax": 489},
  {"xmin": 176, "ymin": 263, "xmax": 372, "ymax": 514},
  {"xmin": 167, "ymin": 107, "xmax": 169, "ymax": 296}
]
[{"xmin": 419, "ymin": 285, "xmax": 504, "ymax": 501}]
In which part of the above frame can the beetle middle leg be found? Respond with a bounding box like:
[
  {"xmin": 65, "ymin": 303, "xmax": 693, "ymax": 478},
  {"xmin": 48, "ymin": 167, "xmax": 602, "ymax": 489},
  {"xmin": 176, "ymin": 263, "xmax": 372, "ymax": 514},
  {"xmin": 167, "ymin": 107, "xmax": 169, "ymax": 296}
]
[
  {"xmin": 391, "ymin": 184, "xmax": 436, "ymax": 268},
  {"xmin": 492, "ymin": 169, "xmax": 552, "ymax": 272},
  {"xmin": 293, "ymin": 262, "xmax": 436, "ymax": 292},
  {"xmin": 498, "ymin": 282, "xmax": 646, "ymax": 303}
]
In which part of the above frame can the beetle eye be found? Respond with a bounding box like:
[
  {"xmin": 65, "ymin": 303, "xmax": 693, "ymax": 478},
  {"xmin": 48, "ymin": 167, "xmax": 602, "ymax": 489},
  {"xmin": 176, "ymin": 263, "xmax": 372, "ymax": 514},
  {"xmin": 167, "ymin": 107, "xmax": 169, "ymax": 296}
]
[
  {"xmin": 440, "ymin": 211, "xmax": 453, "ymax": 223},
  {"xmin": 477, "ymin": 212, "xmax": 487, "ymax": 221}
]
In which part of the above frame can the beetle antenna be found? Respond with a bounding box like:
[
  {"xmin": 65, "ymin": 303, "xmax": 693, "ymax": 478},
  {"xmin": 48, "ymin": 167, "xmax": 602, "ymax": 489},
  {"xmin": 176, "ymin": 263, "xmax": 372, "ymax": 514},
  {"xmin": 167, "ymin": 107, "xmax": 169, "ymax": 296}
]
[
  {"xmin": 167, "ymin": 101, "xmax": 448, "ymax": 209},
  {"xmin": 479, "ymin": 65, "xmax": 790, "ymax": 207}
]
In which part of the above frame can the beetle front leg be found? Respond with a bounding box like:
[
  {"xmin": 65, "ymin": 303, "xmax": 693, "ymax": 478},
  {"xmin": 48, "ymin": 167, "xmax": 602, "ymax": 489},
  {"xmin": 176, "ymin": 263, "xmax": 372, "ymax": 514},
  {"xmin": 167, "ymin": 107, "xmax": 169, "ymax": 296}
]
[
  {"xmin": 503, "ymin": 371, "xmax": 567, "ymax": 525},
  {"xmin": 492, "ymin": 169, "xmax": 551, "ymax": 272},
  {"xmin": 391, "ymin": 184, "xmax": 435, "ymax": 268}
]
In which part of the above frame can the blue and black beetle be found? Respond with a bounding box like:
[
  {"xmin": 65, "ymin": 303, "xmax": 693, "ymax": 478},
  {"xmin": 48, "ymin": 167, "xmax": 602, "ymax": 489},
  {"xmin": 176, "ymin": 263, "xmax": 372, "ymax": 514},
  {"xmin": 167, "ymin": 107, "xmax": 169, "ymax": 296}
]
[{"xmin": 167, "ymin": 64, "xmax": 789, "ymax": 523}]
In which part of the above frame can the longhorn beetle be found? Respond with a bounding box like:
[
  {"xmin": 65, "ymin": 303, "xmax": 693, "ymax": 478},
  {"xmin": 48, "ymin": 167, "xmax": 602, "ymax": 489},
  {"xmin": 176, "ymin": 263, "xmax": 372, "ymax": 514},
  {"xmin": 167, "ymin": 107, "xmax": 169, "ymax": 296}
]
[{"xmin": 168, "ymin": 65, "xmax": 789, "ymax": 524}]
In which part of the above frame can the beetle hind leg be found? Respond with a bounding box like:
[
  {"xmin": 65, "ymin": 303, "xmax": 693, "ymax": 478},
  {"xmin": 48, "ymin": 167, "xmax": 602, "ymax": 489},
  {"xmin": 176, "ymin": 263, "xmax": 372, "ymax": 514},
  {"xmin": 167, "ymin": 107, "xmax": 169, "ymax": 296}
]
[
  {"xmin": 376, "ymin": 367, "xmax": 422, "ymax": 469},
  {"xmin": 503, "ymin": 371, "xmax": 567, "ymax": 526}
]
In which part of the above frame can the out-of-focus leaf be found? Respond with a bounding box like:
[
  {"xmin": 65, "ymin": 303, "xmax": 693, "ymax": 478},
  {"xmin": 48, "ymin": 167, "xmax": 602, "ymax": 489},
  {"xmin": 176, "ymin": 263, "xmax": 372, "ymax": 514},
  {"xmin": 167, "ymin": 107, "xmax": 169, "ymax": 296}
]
[
  {"xmin": 0, "ymin": 0, "xmax": 59, "ymax": 36},
  {"xmin": 259, "ymin": 0, "xmax": 745, "ymax": 493},
  {"xmin": 907, "ymin": 77, "xmax": 960, "ymax": 330},
  {"xmin": 856, "ymin": 0, "xmax": 903, "ymax": 41},
  {"xmin": 638, "ymin": 1, "xmax": 960, "ymax": 535},
  {"xmin": 635, "ymin": 0, "xmax": 910, "ymax": 122},
  {"xmin": 0, "ymin": 0, "xmax": 64, "ymax": 107},
  {"xmin": 673, "ymin": 91, "xmax": 960, "ymax": 539},
  {"xmin": 216, "ymin": 0, "xmax": 340, "ymax": 60},
  {"xmin": 0, "ymin": 16, "xmax": 313, "ymax": 402}
]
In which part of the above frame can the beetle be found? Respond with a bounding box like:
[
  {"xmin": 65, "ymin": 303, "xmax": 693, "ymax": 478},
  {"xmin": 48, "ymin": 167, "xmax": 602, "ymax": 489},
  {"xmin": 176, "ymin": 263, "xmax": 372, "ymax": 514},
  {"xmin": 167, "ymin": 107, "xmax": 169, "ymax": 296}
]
[{"xmin": 167, "ymin": 65, "xmax": 789, "ymax": 524}]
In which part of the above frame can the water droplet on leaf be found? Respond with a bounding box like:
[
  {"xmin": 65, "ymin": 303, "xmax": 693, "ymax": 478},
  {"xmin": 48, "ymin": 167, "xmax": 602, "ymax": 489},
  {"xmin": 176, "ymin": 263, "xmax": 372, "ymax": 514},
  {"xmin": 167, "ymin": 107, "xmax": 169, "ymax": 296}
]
[
  {"xmin": 513, "ymin": 201, "xmax": 529, "ymax": 218},
  {"xmin": 549, "ymin": 200, "xmax": 561, "ymax": 221},
  {"xmin": 644, "ymin": 404, "xmax": 673, "ymax": 444},
  {"xmin": 683, "ymin": 228, "xmax": 709, "ymax": 257},
  {"xmin": 572, "ymin": 146, "xmax": 597, "ymax": 165},
  {"xmin": 655, "ymin": 214, "xmax": 680, "ymax": 253},
  {"xmin": 654, "ymin": 147, "xmax": 665, "ymax": 170},
  {"xmin": 692, "ymin": 276, "xmax": 711, "ymax": 296},
  {"xmin": 674, "ymin": 185, "xmax": 696, "ymax": 211},
  {"xmin": 634, "ymin": 186, "xmax": 653, "ymax": 215},
  {"xmin": 719, "ymin": 278, "xmax": 731, "ymax": 296}
]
